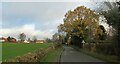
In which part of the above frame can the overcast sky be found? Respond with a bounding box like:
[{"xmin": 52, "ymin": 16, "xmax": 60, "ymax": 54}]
[{"xmin": 0, "ymin": 2, "xmax": 108, "ymax": 40}]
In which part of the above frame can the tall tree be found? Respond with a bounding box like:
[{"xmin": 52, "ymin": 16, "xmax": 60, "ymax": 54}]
[
  {"xmin": 58, "ymin": 6, "xmax": 100, "ymax": 46},
  {"xmin": 18, "ymin": 33, "xmax": 26, "ymax": 42},
  {"xmin": 52, "ymin": 33, "xmax": 59, "ymax": 42},
  {"xmin": 45, "ymin": 38, "xmax": 52, "ymax": 43},
  {"xmin": 98, "ymin": 2, "xmax": 120, "ymax": 60},
  {"xmin": 33, "ymin": 36, "xmax": 37, "ymax": 43},
  {"xmin": 7, "ymin": 36, "xmax": 11, "ymax": 42}
]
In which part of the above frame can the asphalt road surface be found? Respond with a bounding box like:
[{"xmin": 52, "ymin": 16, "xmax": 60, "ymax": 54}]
[{"xmin": 60, "ymin": 45, "xmax": 104, "ymax": 62}]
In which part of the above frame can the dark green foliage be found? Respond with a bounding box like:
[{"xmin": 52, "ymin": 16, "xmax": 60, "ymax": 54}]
[
  {"xmin": 83, "ymin": 43, "xmax": 117, "ymax": 55},
  {"xmin": 7, "ymin": 36, "xmax": 11, "ymax": 42},
  {"xmin": 64, "ymin": 34, "xmax": 69, "ymax": 43},
  {"xmin": 99, "ymin": 25, "xmax": 106, "ymax": 33},
  {"xmin": 71, "ymin": 35, "xmax": 83, "ymax": 48},
  {"xmin": 98, "ymin": 25, "xmax": 107, "ymax": 40},
  {"xmin": 98, "ymin": 2, "xmax": 120, "ymax": 60},
  {"xmin": 18, "ymin": 33, "xmax": 26, "ymax": 42},
  {"xmin": 45, "ymin": 38, "xmax": 52, "ymax": 43},
  {"xmin": 7, "ymin": 36, "xmax": 16, "ymax": 42}
]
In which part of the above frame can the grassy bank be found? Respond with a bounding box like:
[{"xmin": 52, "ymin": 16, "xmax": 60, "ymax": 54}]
[
  {"xmin": 72, "ymin": 45, "xmax": 118, "ymax": 62},
  {"xmin": 0, "ymin": 43, "xmax": 2, "ymax": 61},
  {"xmin": 40, "ymin": 47, "xmax": 62, "ymax": 62},
  {"xmin": 2, "ymin": 43, "xmax": 52, "ymax": 61},
  {"xmin": 79, "ymin": 49, "xmax": 118, "ymax": 62}
]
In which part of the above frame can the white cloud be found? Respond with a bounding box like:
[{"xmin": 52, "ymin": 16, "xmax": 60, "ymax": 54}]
[
  {"xmin": 1, "ymin": 0, "xmax": 91, "ymax": 2},
  {"xmin": 1, "ymin": 2, "xmax": 107, "ymax": 40},
  {"xmin": 1, "ymin": 0, "xmax": 118, "ymax": 2},
  {"xmin": 1, "ymin": 24, "xmax": 54, "ymax": 40},
  {"xmin": 3, "ymin": 2, "xmax": 88, "ymax": 22},
  {"xmin": 0, "ymin": 2, "xmax": 2, "ymax": 29}
]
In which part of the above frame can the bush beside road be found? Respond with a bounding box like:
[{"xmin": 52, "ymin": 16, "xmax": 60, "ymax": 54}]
[{"xmin": 2, "ymin": 42, "xmax": 61, "ymax": 62}]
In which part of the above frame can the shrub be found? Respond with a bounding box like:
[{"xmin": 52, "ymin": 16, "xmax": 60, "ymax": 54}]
[
  {"xmin": 15, "ymin": 53, "xmax": 37, "ymax": 62},
  {"xmin": 3, "ymin": 43, "xmax": 61, "ymax": 62},
  {"xmin": 34, "ymin": 48, "xmax": 45, "ymax": 60},
  {"xmin": 84, "ymin": 43, "xmax": 117, "ymax": 55}
]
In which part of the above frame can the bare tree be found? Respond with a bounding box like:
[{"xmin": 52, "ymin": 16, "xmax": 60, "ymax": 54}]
[
  {"xmin": 18, "ymin": 33, "xmax": 26, "ymax": 42},
  {"xmin": 33, "ymin": 36, "xmax": 37, "ymax": 43}
]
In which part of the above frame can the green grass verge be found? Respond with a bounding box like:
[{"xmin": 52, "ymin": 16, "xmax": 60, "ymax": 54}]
[
  {"xmin": 79, "ymin": 49, "xmax": 118, "ymax": 62},
  {"xmin": 72, "ymin": 45, "xmax": 118, "ymax": 62},
  {"xmin": 2, "ymin": 43, "xmax": 52, "ymax": 61},
  {"xmin": 40, "ymin": 47, "xmax": 62, "ymax": 62},
  {"xmin": 0, "ymin": 43, "xmax": 2, "ymax": 61}
]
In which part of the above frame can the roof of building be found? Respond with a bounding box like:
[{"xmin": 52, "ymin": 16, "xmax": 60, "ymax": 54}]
[
  {"xmin": 0, "ymin": 37, "xmax": 7, "ymax": 40},
  {"xmin": 36, "ymin": 40, "xmax": 44, "ymax": 42}
]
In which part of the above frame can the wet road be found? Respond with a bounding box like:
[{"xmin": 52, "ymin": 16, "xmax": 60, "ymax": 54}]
[{"xmin": 60, "ymin": 45, "xmax": 104, "ymax": 62}]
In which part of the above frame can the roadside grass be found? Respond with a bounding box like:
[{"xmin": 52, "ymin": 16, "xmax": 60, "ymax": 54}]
[
  {"xmin": 40, "ymin": 47, "xmax": 62, "ymax": 62},
  {"xmin": 2, "ymin": 43, "xmax": 52, "ymax": 61},
  {"xmin": 72, "ymin": 45, "xmax": 118, "ymax": 62},
  {"xmin": 79, "ymin": 49, "xmax": 118, "ymax": 62},
  {"xmin": 0, "ymin": 43, "xmax": 2, "ymax": 61}
]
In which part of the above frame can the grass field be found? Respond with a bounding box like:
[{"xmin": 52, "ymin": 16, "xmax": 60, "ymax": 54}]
[
  {"xmin": 0, "ymin": 43, "xmax": 2, "ymax": 61},
  {"xmin": 40, "ymin": 47, "xmax": 62, "ymax": 62},
  {"xmin": 2, "ymin": 43, "xmax": 52, "ymax": 61}
]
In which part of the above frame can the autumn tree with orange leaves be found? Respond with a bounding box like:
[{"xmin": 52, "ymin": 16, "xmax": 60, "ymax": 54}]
[{"xmin": 58, "ymin": 6, "xmax": 100, "ymax": 46}]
